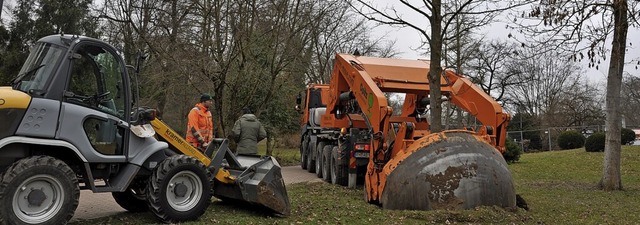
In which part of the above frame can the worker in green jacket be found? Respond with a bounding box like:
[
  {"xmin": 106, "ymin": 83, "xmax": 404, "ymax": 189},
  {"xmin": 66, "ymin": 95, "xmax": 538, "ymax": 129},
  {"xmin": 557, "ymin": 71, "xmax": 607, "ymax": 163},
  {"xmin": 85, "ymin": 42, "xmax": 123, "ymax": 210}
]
[{"xmin": 232, "ymin": 107, "xmax": 267, "ymax": 155}]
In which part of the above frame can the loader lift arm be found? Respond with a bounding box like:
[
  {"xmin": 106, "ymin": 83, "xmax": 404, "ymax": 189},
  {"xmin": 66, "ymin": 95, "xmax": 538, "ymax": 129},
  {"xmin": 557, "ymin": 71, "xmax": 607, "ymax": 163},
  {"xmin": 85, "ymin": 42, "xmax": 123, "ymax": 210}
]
[
  {"xmin": 149, "ymin": 118, "xmax": 291, "ymax": 216},
  {"xmin": 320, "ymin": 53, "xmax": 515, "ymax": 210}
]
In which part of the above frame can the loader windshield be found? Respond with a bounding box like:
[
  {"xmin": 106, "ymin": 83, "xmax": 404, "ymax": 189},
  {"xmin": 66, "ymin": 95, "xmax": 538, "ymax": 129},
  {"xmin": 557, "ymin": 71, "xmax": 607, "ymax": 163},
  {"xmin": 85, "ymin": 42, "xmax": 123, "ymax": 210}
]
[{"xmin": 13, "ymin": 43, "xmax": 65, "ymax": 93}]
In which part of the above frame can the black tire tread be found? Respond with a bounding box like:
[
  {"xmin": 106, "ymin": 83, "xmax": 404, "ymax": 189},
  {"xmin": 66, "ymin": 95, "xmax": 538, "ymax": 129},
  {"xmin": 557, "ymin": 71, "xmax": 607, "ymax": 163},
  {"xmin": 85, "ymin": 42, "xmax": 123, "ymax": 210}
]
[
  {"xmin": 315, "ymin": 142, "xmax": 326, "ymax": 178},
  {"xmin": 332, "ymin": 146, "xmax": 348, "ymax": 186},
  {"xmin": 301, "ymin": 136, "xmax": 309, "ymax": 170},
  {"xmin": 322, "ymin": 145, "xmax": 332, "ymax": 182},
  {"xmin": 146, "ymin": 155, "xmax": 213, "ymax": 223},
  {"xmin": 0, "ymin": 156, "xmax": 79, "ymax": 225},
  {"xmin": 112, "ymin": 189, "xmax": 148, "ymax": 213},
  {"xmin": 306, "ymin": 139, "xmax": 316, "ymax": 173}
]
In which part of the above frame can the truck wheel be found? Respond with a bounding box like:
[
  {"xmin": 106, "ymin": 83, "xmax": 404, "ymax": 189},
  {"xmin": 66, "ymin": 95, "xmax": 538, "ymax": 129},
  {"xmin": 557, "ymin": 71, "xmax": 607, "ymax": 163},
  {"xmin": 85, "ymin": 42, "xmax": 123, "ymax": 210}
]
[
  {"xmin": 306, "ymin": 139, "xmax": 316, "ymax": 173},
  {"xmin": 146, "ymin": 155, "xmax": 213, "ymax": 223},
  {"xmin": 0, "ymin": 156, "xmax": 79, "ymax": 225},
  {"xmin": 315, "ymin": 142, "xmax": 326, "ymax": 178},
  {"xmin": 112, "ymin": 187, "xmax": 148, "ymax": 212},
  {"xmin": 322, "ymin": 145, "xmax": 332, "ymax": 182},
  {"xmin": 301, "ymin": 135, "xmax": 309, "ymax": 170},
  {"xmin": 331, "ymin": 146, "xmax": 347, "ymax": 186}
]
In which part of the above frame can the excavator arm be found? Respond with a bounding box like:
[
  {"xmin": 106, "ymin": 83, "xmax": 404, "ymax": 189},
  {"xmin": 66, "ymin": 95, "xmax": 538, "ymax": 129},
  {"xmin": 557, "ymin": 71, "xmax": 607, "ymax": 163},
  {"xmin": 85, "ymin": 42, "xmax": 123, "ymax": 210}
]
[
  {"xmin": 323, "ymin": 54, "xmax": 394, "ymax": 167},
  {"xmin": 444, "ymin": 70, "xmax": 511, "ymax": 152},
  {"xmin": 324, "ymin": 54, "xmax": 391, "ymax": 132}
]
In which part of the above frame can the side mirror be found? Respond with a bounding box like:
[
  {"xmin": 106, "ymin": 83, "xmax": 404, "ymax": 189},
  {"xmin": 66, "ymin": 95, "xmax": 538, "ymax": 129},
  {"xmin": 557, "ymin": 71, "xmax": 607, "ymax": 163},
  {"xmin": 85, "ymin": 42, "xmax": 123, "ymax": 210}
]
[
  {"xmin": 335, "ymin": 107, "xmax": 344, "ymax": 119},
  {"xmin": 295, "ymin": 93, "xmax": 302, "ymax": 113}
]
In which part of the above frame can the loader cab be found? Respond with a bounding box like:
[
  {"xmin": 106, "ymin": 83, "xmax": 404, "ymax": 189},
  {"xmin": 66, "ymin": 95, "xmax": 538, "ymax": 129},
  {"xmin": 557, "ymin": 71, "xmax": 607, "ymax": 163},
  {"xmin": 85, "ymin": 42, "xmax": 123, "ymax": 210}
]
[
  {"xmin": 14, "ymin": 35, "xmax": 134, "ymax": 162},
  {"xmin": 64, "ymin": 40, "xmax": 132, "ymax": 157}
]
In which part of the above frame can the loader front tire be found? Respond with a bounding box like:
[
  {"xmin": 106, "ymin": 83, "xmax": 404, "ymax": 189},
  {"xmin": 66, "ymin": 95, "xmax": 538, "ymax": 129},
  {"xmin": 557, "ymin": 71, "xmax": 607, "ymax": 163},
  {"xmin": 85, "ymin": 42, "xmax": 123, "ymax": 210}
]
[
  {"xmin": 0, "ymin": 156, "xmax": 79, "ymax": 225},
  {"xmin": 146, "ymin": 155, "xmax": 213, "ymax": 223}
]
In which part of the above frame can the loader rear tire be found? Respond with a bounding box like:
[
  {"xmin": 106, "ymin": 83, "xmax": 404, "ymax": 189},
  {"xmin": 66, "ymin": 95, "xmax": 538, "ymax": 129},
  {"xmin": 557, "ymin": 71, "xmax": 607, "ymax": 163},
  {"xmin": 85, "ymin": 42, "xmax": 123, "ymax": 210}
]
[
  {"xmin": 0, "ymin": 156, "xmax": 79, "ymax": 225},
  {"xmin": 146, "ymin": 155, "xmax": 213, "ymax": 223},
  {"xmin": 322, "ymin": 145, "xmax": 332, "ymax": 182},
  {"xmin": 306, "ymin": 139, "xmax": 316, "ymax": 173},
  {"xmin": 315, "ymin": 142, "xmax": 326, "ymax": 178},
  {"xmin": 112, "ymin": 187, "xmax": 148, "ymax": 213}
]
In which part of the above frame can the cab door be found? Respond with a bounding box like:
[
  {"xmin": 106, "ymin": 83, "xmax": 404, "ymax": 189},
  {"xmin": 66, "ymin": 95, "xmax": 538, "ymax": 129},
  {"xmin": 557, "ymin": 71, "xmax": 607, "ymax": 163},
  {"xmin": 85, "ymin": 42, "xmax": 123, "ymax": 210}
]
[{"xmin": 57, "ymin": 42, "xmax": 131, "ymax": 163}]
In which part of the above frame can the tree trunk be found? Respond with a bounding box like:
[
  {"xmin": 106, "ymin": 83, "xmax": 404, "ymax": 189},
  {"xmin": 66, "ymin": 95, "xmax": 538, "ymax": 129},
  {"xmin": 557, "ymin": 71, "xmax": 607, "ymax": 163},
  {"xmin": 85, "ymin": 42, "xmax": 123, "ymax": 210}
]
[
  {"xmin": 429, "ymin": 0, "xmax": 443, "ymax": 132},
  {"xmin": 266, "ymin": 131, "xmax": 274, "ymax": 156},
  {"xmin": 601, "ymin": 0, "xmax": 628, "ymax": 191}
]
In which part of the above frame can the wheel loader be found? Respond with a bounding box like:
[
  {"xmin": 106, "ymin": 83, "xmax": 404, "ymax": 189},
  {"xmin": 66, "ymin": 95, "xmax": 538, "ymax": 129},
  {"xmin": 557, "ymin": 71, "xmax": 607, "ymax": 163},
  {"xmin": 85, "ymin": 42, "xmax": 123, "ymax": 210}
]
[
  {"xmin": 296, "ymin": 53, "xmax": 515, "ymax": 210},
  {"xmin": 0, "ymin": 34, "xmax": 289, "ymax": 225}
]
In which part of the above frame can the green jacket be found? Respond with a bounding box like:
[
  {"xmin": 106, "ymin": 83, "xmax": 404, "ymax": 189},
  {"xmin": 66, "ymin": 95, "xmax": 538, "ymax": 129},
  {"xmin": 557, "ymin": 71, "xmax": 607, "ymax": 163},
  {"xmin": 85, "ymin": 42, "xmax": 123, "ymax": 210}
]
[{"xmin": 232, "ymin": 114, "xmax": 267, "ymax": 155}]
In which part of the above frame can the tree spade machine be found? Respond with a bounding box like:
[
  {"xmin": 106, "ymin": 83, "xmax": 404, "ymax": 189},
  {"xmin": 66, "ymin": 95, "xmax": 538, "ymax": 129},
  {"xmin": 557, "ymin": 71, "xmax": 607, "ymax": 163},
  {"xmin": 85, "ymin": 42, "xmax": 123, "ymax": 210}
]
[{"xmin": 296, "ymin": 53, "xmax": 515, "ymax": 210}]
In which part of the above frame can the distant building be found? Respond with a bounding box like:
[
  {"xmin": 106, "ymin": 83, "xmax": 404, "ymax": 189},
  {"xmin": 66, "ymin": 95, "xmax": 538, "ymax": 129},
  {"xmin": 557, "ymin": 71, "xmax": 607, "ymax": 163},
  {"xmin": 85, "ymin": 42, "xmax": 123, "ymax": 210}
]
[
  {"xmin": 633, "ymin": 129, "xmax": 640, "ymax": 139},
  {"xmin": 632, "ymin": 129, "xmax": 640, "ymax": 145}
]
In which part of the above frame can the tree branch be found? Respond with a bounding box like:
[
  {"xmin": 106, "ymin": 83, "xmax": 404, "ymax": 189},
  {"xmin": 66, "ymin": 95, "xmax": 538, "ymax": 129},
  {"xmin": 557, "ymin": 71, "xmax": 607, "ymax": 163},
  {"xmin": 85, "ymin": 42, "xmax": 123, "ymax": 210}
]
[
  {"xmin": 350, "ymin": 0, "xmax": 431, "ymax": 42},
  {"xmin": 399, "ymin": 0, "xmax": 432, "ymax": 20}
]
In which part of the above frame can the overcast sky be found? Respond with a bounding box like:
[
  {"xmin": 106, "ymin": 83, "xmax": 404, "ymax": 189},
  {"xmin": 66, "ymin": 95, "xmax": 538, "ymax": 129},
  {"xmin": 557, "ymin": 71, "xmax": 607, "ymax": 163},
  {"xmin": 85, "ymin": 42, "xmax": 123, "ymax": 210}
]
[
  {"xmin": 377, "ymin": 24, "xmax": 640, "ymax": 85},
  {"xmin": 369, "ymin": 2, "xmax": 640, "ymax": 84}
]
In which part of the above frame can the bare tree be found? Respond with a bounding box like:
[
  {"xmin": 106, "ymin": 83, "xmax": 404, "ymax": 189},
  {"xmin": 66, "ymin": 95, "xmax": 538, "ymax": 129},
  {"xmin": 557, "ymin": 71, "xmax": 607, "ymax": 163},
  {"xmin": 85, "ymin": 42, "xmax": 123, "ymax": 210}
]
[
  {"xmin": 441, "ymin": 0, "xmax": 496, "ymax": 130},
  {"xmin": 512, "ymin": 0, "xmax": 640, "ymax": 191},
  {"xmin": 347, "ymin": 0, "xmax": 534, "ymax": 132},
  {"xmin": 442, "ymin": 0, "xmax": 498, "ymax": 74},
  {"xmin": 466, "ymin": 40, "xmax": 522, "ymax": 102},
  {"xmin": 556, "ymin": 81, "xmax": 605, "ymax": 127},
  {"xmin": 621, "ymin": 73, "xmax": 640, "ymax": 128},
  {"xmin": 98, "ymin": 0, "xmax": 200, "ymax": 131},
  {"xmin": 505, "ymin": 47, "xmax": 582, "ymax": 119},
  {"xmin": 189, "ymin": 0, "xmax": 244, "ymax": 136},
  {"xmin": 304, "ymin": 1, "xmax": 398, "ymax": 84}
]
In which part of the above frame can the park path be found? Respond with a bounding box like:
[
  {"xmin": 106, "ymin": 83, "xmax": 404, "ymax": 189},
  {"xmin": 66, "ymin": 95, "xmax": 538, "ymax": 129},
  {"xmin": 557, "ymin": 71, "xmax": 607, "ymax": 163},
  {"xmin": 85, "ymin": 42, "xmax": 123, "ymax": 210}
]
[{"xmin": 70, "ymin": 165, "xmax": 319, "ymax": 222}]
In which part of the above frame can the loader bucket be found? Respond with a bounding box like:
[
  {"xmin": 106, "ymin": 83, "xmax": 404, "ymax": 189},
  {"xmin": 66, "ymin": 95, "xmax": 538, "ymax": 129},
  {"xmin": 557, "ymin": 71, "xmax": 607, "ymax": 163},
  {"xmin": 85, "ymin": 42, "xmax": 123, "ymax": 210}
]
[
  {"xmin": 207, "ymin": 140, "xmax": 291, "ymax": 216},
  {"xmin": 380, "ymin": 131, "xmax": 516, "ymax": 210}
]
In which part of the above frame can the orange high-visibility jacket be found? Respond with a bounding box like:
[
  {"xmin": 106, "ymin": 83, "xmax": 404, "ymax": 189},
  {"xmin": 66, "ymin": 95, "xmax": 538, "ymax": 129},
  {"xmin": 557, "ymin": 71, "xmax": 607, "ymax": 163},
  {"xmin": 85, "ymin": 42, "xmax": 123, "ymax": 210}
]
[{"xmin": 186, "ymin": 103, "xmax": 213, "ymax": 150}]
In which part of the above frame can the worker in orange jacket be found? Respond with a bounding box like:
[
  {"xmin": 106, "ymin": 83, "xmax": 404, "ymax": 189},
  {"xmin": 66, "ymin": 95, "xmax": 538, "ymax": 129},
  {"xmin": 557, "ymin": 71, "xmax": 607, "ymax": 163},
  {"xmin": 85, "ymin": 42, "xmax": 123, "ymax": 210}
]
[{"xmin": 186, "ymin": 94, "xmax": 214, "ymax": 151}]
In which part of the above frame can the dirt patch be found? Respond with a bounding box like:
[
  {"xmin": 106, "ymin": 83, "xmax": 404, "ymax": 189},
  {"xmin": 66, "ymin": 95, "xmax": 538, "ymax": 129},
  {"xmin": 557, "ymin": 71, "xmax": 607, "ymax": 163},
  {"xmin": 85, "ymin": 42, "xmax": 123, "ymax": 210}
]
[{"xmin": 426, "ymin": 163, "xmax": 478, "ymax": 209}]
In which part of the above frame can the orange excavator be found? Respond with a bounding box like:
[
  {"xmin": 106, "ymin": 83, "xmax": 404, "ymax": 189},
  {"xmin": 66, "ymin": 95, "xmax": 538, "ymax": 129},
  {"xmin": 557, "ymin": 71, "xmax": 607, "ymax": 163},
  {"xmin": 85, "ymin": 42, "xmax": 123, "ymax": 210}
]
[{"xmin": 296, "ymin": 53, "xmax": 515, "ymax": 210}]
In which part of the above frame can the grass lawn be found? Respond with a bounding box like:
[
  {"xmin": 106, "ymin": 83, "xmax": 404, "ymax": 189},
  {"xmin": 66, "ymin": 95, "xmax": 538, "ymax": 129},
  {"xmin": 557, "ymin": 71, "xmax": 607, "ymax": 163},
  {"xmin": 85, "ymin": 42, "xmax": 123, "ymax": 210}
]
[
  {"xmin": 256, "ymin": 143, "xmax": 300, "ymax": 167},
  {"xmin": 71, "ymin": 145, "xmax": 640, "ymax": 225}
]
